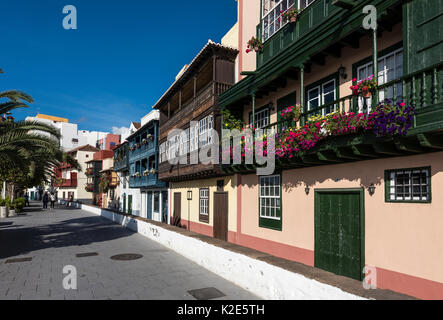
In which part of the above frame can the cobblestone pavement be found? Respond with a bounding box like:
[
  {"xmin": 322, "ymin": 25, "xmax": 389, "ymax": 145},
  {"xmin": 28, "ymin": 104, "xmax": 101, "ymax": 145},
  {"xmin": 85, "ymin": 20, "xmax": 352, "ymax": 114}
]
[{"xmin": 0, "ymin": 202, "xmax": 259, "ymax": 300}]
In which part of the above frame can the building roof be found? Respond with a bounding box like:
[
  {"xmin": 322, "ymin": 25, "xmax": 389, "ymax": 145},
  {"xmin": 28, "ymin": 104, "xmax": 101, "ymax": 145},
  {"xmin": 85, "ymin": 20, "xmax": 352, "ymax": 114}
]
[
  {"xmin": 152, "ymin": 40, "xmax": 238, "ymax": 110},
  {"xmin": 68, "ymin": 145, "xmax": 100, "ymax": 153},
  {"xmin": 36, "ymin": 114, "xmax": 69, "ymax": 123}
]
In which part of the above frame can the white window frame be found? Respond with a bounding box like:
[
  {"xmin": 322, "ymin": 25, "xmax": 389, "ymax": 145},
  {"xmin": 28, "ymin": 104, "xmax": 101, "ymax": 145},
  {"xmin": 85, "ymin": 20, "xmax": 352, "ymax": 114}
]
[
  {"xmin": 307, "ymin": 78, "xmax": 337, "ymax": 115},
  {"xmin": 388, "ymin": 168, "xmax": 430, "ymax": 202},
  {"xmin": 199, "ymin": 188, "xmax": 209, "ymax": 216},
  {"xmin": 357, "ymin": 48, "xmax": 403, "ymax": 102},
  {"xmin": 250, "ymin": 108, "xmax": 270, "ymax": 129},
  {"xmin": 259, "ymin": 175, "xmax": 281, "ymax": 220},
  {"xmin": 261, "ymin": 1, "xmax": 315, "ymax": 42}
]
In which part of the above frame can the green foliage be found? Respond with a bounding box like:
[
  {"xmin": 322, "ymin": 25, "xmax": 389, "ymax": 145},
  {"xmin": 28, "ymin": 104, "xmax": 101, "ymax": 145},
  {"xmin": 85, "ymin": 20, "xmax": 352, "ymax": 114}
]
[
  {"xmin": 221, "ymin": 109, "xmax": 244, "ymax": 131},
  {"xmin": 12, "ymin": 198, "xmax": 25, "ymax": 213}
]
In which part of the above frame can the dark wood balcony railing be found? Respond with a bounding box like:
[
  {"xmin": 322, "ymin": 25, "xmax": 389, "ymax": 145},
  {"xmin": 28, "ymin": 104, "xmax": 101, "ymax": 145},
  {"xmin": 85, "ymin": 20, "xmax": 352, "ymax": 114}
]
[
  {"xmin": 161, "ymin": 81, "xmax": 232, "ymax": 133},
  {"xmin": 263, "ymin": 62, "xmax": 443, "ymax": 133},
  {"xmin": 54, "ymin": 178, "xmax": 78, "ymax": 188}
]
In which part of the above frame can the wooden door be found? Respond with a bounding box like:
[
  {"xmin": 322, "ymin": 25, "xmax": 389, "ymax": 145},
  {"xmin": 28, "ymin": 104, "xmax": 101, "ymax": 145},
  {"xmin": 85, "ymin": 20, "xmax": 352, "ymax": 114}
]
[
  {"xmin": 213, "ymin": 192, "xmax": 228, "ymax": 241},
  {"xmin": 315, "ymin": 190, "xmax": 364, "ymax": 281},
  {"xmin": 173, "ymin": 192, "xmax": 181, "ymax": 223}
]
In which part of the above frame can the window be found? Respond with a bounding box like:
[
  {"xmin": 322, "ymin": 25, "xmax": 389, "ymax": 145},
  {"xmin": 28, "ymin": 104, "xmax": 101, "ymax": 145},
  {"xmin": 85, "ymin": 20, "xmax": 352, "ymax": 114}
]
[
  {"xmin": 199, "ymin": 117, "xmax": 208, "ymax": 147},
  {"xmin": 299, "ymin": 0, "xmax": 315, "ymax": 9},
  {"xmin": 357, "ymin": 48, "xmax": 403, "ymax": 102},
  {"xmin": 250, "ymin": 108, "xmax": 270, "ymax": 129},
  {"xmin": 385, "ymin": 167, "xmax": 431, "ymax": 202},
  {"xmin": 199, "ymin": 188, "xmax": 209, "ymax": 223},
  {"xmin": 259, "ymin": 175, "xmax": 282, "ymax": 230},
  {"xmin": 153, "ymin": 192, "xmax": 160, "ymax": 213},
  {"xmin": 160, "ymin": 142, "xmax": 167, "ymax": 163},
  {"xmin": 168, "ymin": 135, "xmax": 180, "ymax": 160},
  {"xmin": 179, "ymin": 128, "xmax": 190, "ymax": 156},
  {"xmin": 262, "ymin": 0, "xmax": 296, "ymax": 41},
  {"xmin": 307, "ymin": 78, "xmax": 337, "ymax": 115}
]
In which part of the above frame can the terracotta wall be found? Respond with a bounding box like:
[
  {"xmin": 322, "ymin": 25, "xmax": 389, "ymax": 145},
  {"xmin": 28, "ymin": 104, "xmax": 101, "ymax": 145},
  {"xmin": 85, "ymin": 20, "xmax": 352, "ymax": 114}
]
[
  {"xmin": 239, "ymin": 152, "xmax": 443, "ymax": 296},
  {"xmin": 238, "ymin": 0, "xmax": 261, "ymax": 80}
]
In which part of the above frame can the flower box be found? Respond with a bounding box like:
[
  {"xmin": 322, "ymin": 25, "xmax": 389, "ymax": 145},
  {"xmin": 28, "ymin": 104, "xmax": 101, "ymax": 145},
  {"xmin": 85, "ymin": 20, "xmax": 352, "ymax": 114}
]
[{"xmin": 281, "ymin": 8, "xmax": 299, "ymax": 24}]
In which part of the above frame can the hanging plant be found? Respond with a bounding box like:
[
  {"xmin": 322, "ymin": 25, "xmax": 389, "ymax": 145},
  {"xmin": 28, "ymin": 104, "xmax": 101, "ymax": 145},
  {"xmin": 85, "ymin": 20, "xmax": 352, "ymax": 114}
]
[
  {"xmin": 350, "ymin": 75, "xmax": 377, "ymax": 97},
  {"xmin": 281, "ymin": 8, "xmax": 299, "ymax": 23},
  {"xmin": 280, "ymin": 104, "xmax": 302, "ymax": 122},
  {"xmin": 246, "ymin": 36, "xmax": 263, "ymax": 53}
]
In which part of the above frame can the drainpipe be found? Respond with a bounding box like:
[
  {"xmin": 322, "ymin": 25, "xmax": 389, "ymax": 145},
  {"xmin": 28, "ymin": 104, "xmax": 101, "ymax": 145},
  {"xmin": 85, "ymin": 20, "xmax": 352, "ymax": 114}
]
[
  {"xmin": 372, "ymin": 26, "xmax": 378, "ymax": 106},
  {"xmin": 251, "ymin": 92, "xmax": 256, "ymax": 127},
  {"xmin": 300, "ymin": 63, "xmax": 305, "ymax": 123}
]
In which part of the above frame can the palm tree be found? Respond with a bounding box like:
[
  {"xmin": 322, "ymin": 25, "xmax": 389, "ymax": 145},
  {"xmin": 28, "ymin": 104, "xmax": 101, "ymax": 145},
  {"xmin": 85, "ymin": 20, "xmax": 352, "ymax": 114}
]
[{"xmin": 0, "ymin": 70, "xmax": 80, "ymax": 199}]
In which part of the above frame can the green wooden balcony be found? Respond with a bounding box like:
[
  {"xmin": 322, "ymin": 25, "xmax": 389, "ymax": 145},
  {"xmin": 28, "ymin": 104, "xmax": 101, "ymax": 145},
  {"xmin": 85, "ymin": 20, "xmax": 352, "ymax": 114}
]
[{"xmin": 222, "ymin": 62, "xmax": 443, "ymax": 174}]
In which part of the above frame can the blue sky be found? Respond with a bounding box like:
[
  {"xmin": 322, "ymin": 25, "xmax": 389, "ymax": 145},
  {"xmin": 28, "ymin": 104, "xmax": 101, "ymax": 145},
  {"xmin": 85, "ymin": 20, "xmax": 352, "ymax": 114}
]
[{"xmin": 0, "ymin": 0, "xmax": 237, "ymax": 133}]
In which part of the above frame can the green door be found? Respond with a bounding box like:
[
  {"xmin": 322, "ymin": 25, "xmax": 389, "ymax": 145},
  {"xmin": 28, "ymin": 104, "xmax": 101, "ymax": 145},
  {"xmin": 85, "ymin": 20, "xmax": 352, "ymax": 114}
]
[
  {"xmin": 128, "ymin": 195, "xmax": 132, "ymax": 215},
  {"xmin": 315, "ymin": 190, "xmax": 364, "ymax": 281}
]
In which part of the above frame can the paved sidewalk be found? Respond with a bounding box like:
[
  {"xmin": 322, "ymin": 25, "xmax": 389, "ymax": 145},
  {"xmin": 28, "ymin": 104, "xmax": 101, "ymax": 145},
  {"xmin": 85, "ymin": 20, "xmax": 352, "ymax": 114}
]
[{"xmin": 0, "ymin": 202, "xmax": 259, "ymax": 300}]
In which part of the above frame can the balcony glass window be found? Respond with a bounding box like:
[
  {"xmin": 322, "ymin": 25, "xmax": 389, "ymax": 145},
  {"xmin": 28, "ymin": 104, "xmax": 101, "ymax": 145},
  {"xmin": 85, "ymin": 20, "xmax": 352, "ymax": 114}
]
[
  {"xmin": 357, "ymin": 48, "xmax": 403, "ymax": 102},
  {"xmin": 180, "ymin": 128, "xmax": 190, "ymax": 156},
  {"xmin": 299, "ymin": 0, "xmax": 315, "ymax": 10},
  {"xmin": 199, "ymin": 117, "xmax": 208, "ymax": 147},
  {"xmin": 307, "ymin": 78, "xmax": 337, "ymax": 116},
  {"xmin": 249, "ymin": 108, "xmax": 270, "ymax": 129},
  {"xmin": 262, "ymin": 0, "xmax": 295, "ymax": 42}
]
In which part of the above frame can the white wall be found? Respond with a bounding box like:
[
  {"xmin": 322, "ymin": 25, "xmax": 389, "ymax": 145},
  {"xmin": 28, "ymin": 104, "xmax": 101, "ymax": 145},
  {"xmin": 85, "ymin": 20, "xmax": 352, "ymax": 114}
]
[{"xmin": 81, "ymin": 204, "xmax": 365, "ymax": 300}]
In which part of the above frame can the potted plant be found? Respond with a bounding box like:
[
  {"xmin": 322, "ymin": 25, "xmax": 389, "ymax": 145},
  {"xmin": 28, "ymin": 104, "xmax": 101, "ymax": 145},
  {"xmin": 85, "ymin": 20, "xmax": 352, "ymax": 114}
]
[
  {"xmin": 129, "ymin": 146, "xmax": 135, "ymax": 151},
  {"xmin": 246, "ymin": 36, "xmax": 263, "ymax": 53},
  {"xmin": 142, "ymin": 138, "xmax": 148, "ymax": 145},
  {"xmin": 0, "ymin": 198, "xmax": 7, "ymax": 219},
  {"xmin": 281, "ymin": 8, "xmax": 299, "ymax": 23},
  {"xmin": 147, "ymin": 134, "xmax": 153, "ymax": 141},
  {"xmin": 143, "ymin": 169, "xmax": 150, "ymax": 176},
  {"xmin": 135, "ymin": 172, "xmax": 141, "ymax": 177},
  {"xmin": 350, "ymin": 75, "xmax": 377, "ymax": 98},
  {"xmin": 280, "ymin": 104, "xmax": 302, "ymax": 122},
  {"xmin": 149, "ymin": 168, "xmax": 157, "ymax": 175},
  {"xmin": 12, "ymin": 198, "xmax": 25, "ymax": 215}
]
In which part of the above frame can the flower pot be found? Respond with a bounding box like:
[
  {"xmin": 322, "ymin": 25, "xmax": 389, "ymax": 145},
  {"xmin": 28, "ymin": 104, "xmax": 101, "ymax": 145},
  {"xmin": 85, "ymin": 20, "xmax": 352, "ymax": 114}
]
[
  {"xmin": 0, "ymin": 206, "xmax": 7, "ymax": 219},
  {"xmin": 290, "ymin": 15, "xmax": 297, "ymax": 23},
  {"xmin": 361, "ymin": 90, "xmax": 372, "ymax": 98},
  {"xmin": 8, "ymin": 209, "xmax": 16, "ymax": 217}
]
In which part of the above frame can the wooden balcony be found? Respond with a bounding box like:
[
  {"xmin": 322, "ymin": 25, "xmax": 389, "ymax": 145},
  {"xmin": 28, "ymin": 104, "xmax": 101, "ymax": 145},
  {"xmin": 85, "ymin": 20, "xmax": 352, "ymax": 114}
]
[
  {"xmin": 160, "ymin": 81, "xmax": 232, "ymax": 138},
  {"xmin": 222, "ymin": 62, "xmax": 443, "ymax": 174},
  {"xmin": 129, "ymin": 174, "xmax": 167, "ymax": 189},
  {"xmin": 55, "ymin": 178, "xmax": 78, "ymax": 188}
]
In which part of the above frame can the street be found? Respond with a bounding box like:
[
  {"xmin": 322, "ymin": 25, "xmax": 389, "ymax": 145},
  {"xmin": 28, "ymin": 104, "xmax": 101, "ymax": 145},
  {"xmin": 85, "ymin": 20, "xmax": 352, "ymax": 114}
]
[{"xmin": 0, "ymin": 202, "xmax": 259, "ymax": 300}]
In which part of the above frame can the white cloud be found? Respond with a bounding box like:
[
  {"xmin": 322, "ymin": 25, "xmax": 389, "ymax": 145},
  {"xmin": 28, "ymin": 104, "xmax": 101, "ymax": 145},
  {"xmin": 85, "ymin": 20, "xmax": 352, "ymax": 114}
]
[{"xmin": 112, "ymin": 126, "xmax": 130, "ymax": 136}]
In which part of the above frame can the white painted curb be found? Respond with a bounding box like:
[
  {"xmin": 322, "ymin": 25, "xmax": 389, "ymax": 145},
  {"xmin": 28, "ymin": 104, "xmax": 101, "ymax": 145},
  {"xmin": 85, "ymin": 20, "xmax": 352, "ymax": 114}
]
[{"xmin": 81, "ymin": 204, "xmax": 365, "ymax": 300}]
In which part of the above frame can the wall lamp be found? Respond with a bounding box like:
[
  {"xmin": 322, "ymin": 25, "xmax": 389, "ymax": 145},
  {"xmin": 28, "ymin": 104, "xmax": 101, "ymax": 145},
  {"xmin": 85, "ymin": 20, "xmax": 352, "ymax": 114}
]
[
  {"xmin": 305, "ymin": 185, "xmax": 310, "ymax": 195},
  {"xmin": 187, "ymin": 190, "xmax": 192, "ymax": 201},
  {"xmin": 368, "ymin": 183, "xmax": 376, "ymax": 196},
  {"xmin": 338, "ymin": 65, "xmax": 347, "ymax": 79}
]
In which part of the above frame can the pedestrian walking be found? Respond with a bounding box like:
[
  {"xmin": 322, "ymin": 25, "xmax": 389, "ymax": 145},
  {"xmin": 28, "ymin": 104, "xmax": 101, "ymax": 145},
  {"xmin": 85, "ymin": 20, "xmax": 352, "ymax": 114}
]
[
  {"xmin": 50, "ymin": 193, "xmax": 56, "ymax": 210},
  {"xmin": 24, "ymin": 193, "xmax": 30, "ymax": 207},
  {"xmin": 67, "ymin": 194, "xmax": 74, "ymax": 207},
  {"xmin": 42, "ymin": 192, "xmax": 49, "ymax": 209}
]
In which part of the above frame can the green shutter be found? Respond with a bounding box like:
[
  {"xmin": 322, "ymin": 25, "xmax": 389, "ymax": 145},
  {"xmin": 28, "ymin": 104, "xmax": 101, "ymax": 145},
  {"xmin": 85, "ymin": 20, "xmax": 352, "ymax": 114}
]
[{"xmin": 404, "ymin": 0, "xmax": 443, "ymax": 74}]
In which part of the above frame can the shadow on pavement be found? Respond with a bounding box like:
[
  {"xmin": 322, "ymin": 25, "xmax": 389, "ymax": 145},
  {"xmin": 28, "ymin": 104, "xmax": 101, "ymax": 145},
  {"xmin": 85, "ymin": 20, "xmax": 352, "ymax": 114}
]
[{"xmin": 0, "ymin": 202, "xmax": 135, "ymax": 260}]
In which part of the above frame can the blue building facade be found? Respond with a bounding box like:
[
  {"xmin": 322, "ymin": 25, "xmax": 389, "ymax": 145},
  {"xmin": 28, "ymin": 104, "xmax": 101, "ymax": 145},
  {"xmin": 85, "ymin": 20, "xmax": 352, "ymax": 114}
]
[{"xmin": 126, "ymin": 113, "xmax": 169, "ymax": 223}]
